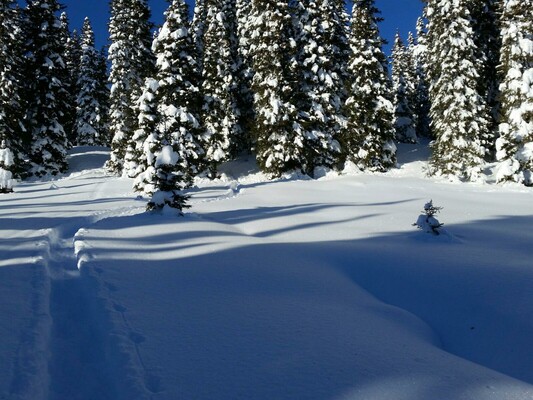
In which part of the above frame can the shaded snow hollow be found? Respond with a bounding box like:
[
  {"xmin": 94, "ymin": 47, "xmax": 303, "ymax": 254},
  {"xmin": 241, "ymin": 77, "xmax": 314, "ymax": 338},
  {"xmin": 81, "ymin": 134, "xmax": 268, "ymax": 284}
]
[{"xmin": 0, "ymin": 144, "xmax": 532, "ymax": 400}]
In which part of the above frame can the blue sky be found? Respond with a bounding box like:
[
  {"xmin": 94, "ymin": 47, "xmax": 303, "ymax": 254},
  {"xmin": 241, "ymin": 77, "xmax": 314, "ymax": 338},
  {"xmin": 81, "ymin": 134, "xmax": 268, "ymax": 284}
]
[{"xmin": 59, "ymin": 0, "xmax": 424, "ymax": 55}]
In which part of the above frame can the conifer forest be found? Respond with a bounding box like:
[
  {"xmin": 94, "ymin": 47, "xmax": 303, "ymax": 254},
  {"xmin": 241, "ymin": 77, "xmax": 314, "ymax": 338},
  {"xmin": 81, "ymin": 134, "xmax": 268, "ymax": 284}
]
[{"xmin": 1, "ymin": 0, "xmax": 531, "ymax": 206}]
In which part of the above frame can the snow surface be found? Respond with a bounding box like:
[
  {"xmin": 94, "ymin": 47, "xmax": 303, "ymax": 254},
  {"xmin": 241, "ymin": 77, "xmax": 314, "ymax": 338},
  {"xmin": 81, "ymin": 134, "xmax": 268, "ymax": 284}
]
[{"xmin": 1, "ymin": 144, "xmax": 533, "ymax": 400}]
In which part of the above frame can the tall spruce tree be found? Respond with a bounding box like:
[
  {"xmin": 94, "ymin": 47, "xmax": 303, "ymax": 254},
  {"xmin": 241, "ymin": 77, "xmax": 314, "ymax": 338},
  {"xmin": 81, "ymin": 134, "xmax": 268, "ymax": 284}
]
[
  {"xmin": 413, "ymin": 15, "xmax": 432, "ymax": 138},
  {"xmin": 0, "ymin": 0, "xmax": 19, "ymax": 186},
  {"xmin": 293, "ymin": 0, "xmax": 344, "ymax": 173},
  {"xmin": 391, "ymin": 33, "xmax": 417, "ymax": 143},
  {"xmin": 106, "ymin": 0, "xmax": 155, "ymax": 175},
  {"xmin": 191, "ymin": 0, "xmax": 208, "ymax": 74},
  {"xmin": 426, "ymin": 0, "xmax": 490, "ymax": 181},
  {"xmin": 200, "ymin": 0, "xmax": 240, "ymax": 178},
  {"xmin": 470, "ymin": 0, "xmax": 501, "ymax": 157},
  {"xmin": 136, "ymin": 77, "xmax": 191, "ymax": 213},
  {"xmin": 406, "ymin": 32, "xmax": 420, "ymax": 118},
  {"xmin": 133, "ymin": 0, "xmax": 203, "ymax": 202},
  {"xmin": 23, "ymin": 0, "xmax": 70, "ymax": 176},
  {"xmin": 249, "ymin": 0, "xmax": 306, "ymax": 176},
  {"xmin": 340, "ymin": 0, "xmax": 396, "ymax": 172},
  {"xmin": 95, "ymin": 48, "xmax": 111, "ymax": 146},
  {"xmin": 234, "ymin": 0, "xmax": 255, "ymax": 153},
  {"xmin": 75, "ymin": 18, "xmax": 106, "ymax": 146},
  {"xmin": 329, "ymin": 0, "xmax": 350, "ymax": 101},
  {"xmin": 0, "ymin": 0, "xmax": 26, "ymax": 176},
  {"xmin": 494, "ymin": 0, "xmax": 533, "ymax": 185},
  {"xmin": 59, "ymin": 12, "xmax": 80, "ymax": 145}
]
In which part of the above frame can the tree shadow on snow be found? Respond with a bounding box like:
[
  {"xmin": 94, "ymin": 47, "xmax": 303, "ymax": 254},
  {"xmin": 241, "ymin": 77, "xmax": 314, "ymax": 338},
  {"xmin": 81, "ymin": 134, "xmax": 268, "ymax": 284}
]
[{"xmin": 75, "ymin": 208, "xmax": 533, "ymax": 400}]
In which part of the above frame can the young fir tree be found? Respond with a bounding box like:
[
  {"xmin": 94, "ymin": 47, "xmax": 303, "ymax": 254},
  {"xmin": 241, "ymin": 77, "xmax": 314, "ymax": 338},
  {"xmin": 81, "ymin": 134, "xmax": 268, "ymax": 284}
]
[
  {"xmin": 494, "ymin": 0, "xmax": 533, "ymax": 186},
  {"xmin": 0, "ymin": 140, "xmax": 14, "ymax": 193},
  {"xmin": 426, "ymin": 0, "xmax": 490, "ymax": 181},
  {"xmin": 75, "ymin": 18, "xmax": 106, "ymax": 146},
  {"xmin": 59, "ymin": 12, "xmax": 81, "ymax": 145},
  {"xmin": 135, "ymin": 79, "xmax": 190, "ymax": 213},
  {"xmin": 131, "ymin": 78, "xmax": 158, "ymax": 193},
  {"xmin": 200, "ymin": 0, "xmax": 240, "ymax": 178},
  {"xmin": 133, "ymin": 0, "xmax": 204, "ymax": 201},
  {"xmin": 106, "ymin": 0, "xmax": 155, "ymax": 175},
  {"xmin": 391, "ymin": 33, "xmax": 417, "ymax": 143},
  {"xmin": 293, "ymin": 0, "xmax": 343, "ymax": 173},
  {"xmin": 340, "ymin": 0, "xmax": 396, "ymax": 172},
  {"xmin": 413, "ymin": 15, "xmax": 432, "ymax": 138},
  {"xmin": 0, "ymin": 0, "xmax": 27, "ymax": 176},
  {"xmin": 248, "ymin": 0, "xmax": 306, "ymax": 176},
  {"xmin": 131, "ymin": 79, "xmax": 190, "ymax": 213},
  {"xmin": 23, "ymin": 0, "xmax": 70, "ymax": 177}
]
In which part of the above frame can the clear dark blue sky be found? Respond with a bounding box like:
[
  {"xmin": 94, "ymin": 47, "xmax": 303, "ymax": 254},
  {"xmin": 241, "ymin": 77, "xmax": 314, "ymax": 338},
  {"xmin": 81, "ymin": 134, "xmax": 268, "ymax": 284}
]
[{"xmin": 58, "ymin": 0, "xmax": 424, "ymax": 55}]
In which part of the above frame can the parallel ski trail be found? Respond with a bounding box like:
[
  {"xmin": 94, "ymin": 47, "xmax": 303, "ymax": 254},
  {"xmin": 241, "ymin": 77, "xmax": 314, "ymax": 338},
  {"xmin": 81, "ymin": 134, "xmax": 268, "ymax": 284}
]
[
  {"xmin": 1, "ymin": 147, "xmax": 145, "ymax": 400},
  {"xmin": 42, "ymin": 218, "xmax": 117, "ymax": 400},
  {"xmin": 48, "ymin": 273, "xmax": 117, "ymax": 400}
]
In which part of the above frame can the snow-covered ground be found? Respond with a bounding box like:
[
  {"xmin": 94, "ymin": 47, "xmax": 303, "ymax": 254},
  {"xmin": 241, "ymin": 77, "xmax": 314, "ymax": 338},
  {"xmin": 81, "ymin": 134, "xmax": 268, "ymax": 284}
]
[{"xmin": 1, "ymin": 144, "xmax": 532, "ymax": 400}]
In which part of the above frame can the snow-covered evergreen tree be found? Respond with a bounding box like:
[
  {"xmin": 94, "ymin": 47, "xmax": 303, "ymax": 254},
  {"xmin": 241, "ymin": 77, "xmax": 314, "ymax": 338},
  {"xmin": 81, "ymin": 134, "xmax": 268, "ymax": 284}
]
[
  {"xmin": 75, "ymin": 18, "xmax": 106, "ymax": 146},
  {"xmin": 23, "ymin": 0, "xmax": 70, "ymax": 176},
  {"xmin": 59, "ymin": 12, "xmax": 81, "ymax": 145},
  {"xmin": 191, "ymin": 0, "xmax": 208, "ymax": 73},
  {"xmin": 414, "ymin": 200, "xmax": 444, "ymax": 235},
  {"xmin": 494, "ymin": 0, "xmax": 533, "ymax": 186},
  {"xmin": 391, "ymin": 33, "xmax": 417, "ymax": 143},
  {"xmin": 200, "ymin": 0, "xmax": 240, "ymax": 178},
  {"xmin": 0, "ymin": 140, "xmax": 14, "ymax": 193},
  {"xmin": 133, "ymin": 0, "xmax": 204, "ymax": 197},
  {"xmin": 234, "ymin": 0, "xmax": 255, "ymax": 153},
  {"xmin": 0, "ymin": 0, "xmax": 26, "ymax": 176},
  {"xmin": 131, "ymin": 78, "xmax": 159, "ymax": 193},
  {"xmin": 413, "ymin": 15, "xmax": 432, "ymax": 138},
  {"xmin": 329, "ymin": 0, "xmax": 350, "ymax": 100},
  {"xmin": 406, "ymin": 32, "xmax": 420, "ymax": 117},
  {"xmin": 95, "ymin": 48, "xmax": 111, "ymax": 146},
  {"xmin": 249, "ymin": 0, "xmax": 306, "ymax": 176},
  {"xmin": 470, "ymin": 0, "xmax": 501, "ymax": 155},
  {"xmin": 293, "ymin": 0, "xmax": 344, "ymax": 173},
  {"xmin": 236, "ymin": 0, "xmax": 252, "ymax": 69},
  {"xmin": 340, "ymin": 0, "xmax": 396, "ymax": 172},
  {"xmin": 133, "ymin": 78, "xmax": 190, "ymax": 213},
  {"xmin": 106, "ymin": 0, "xmax": 155, "ymax": 175},
  {"xmin": 426, "ymin": 0, "xmax": 490, "ymax": 181}
]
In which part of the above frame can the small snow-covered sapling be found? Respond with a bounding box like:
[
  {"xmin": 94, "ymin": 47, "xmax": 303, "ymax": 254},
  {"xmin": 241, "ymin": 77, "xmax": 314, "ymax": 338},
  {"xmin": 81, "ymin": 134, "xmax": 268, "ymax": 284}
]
[
  {"xmin": 0, "ymin": 141, "xmax": 14, "ymax": 194},
  {"xmin": 413, "ymin": 200, "xmax": 444, "ymax": 235}
]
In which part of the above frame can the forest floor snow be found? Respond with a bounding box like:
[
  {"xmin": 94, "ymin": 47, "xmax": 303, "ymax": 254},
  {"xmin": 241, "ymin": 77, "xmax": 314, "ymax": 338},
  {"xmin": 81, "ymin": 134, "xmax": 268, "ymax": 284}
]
[{"xmin": 0, "ymin": 144, "xmax": 532, "ymax": 400}]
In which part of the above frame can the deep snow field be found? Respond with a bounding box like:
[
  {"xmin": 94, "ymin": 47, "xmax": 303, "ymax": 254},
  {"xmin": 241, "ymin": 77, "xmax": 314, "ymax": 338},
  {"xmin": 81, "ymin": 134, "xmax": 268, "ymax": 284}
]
[{"xmin": 0, "ymin": 143, "xmax": 532, "ymax": 400}]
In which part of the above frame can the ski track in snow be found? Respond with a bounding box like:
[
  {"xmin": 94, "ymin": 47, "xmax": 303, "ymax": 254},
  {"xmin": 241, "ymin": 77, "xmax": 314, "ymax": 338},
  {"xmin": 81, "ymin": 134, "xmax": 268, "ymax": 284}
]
[
  {"xmin": 0, "ymin": 149, "xmax": 151, "ymax": 400},
  {"xmin": 43, "ymin": 215, "xmax": 121, "ymax": 400},
  {"xmin": 39, "ymin": 187, "xmax": 154, "ymax": 399}
]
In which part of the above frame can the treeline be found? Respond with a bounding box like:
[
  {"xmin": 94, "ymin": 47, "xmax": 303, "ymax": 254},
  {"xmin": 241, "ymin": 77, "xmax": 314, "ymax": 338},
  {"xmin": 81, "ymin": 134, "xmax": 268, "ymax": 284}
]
[
  {"xmin": 0, "ymin": 0, "xmax": 531, "ymax": 207},
  {"xmin": 0, "ymin": 0, "xmax": 109, "ymax": 185}
]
